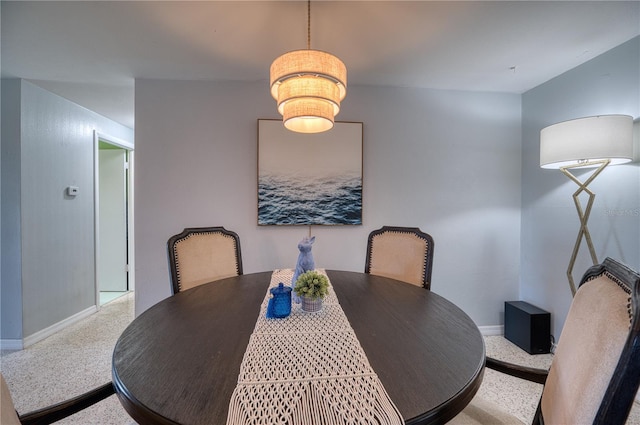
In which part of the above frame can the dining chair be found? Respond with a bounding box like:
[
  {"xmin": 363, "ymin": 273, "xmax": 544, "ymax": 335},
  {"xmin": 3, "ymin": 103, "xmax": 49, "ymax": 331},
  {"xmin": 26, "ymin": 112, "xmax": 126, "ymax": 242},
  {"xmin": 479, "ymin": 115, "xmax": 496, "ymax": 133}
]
[
  {"xmin": 1, "ymin": 373, "xmax": 114, "ymax": 425},
  {"xmin": 365, "ymin": 225, "xmax": 435, "ymax": 289},
  {"xmin": 450, "ymin": 257, "xmax": 640, "ymax": 425},
  {"xmin": 167, "ymin": 226, "xmax": 243, "ymax": 294}
]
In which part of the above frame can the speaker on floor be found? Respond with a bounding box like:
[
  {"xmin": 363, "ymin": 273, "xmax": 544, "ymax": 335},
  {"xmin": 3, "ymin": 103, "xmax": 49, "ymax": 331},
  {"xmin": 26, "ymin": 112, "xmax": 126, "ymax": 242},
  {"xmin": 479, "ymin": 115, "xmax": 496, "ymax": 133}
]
[{"xmin": 504, "ymin": 301, "xmax": 550, "ymax": 355}]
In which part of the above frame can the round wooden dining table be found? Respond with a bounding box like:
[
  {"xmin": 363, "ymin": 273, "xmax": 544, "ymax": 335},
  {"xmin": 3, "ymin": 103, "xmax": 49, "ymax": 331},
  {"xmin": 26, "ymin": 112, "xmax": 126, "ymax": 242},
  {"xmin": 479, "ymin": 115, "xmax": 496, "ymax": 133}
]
[{"xmin": 112, "ymin": 270, "xmax": 485, "ymax": 425}]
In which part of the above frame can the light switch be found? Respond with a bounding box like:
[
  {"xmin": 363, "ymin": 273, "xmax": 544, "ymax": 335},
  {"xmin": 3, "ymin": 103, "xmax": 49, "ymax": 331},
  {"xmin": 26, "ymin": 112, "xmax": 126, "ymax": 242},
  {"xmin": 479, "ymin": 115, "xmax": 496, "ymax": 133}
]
[{"xmin": 67, "ymin": 186, "xmax": 79, "ymax": 196}]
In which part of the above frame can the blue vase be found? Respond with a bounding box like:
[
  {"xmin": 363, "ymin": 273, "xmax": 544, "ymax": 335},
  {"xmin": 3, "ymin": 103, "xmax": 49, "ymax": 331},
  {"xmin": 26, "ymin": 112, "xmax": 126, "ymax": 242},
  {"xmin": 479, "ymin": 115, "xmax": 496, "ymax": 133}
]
[{"xmin": 267, "ymin": 283, "xmax": 292, "ymax": 318}]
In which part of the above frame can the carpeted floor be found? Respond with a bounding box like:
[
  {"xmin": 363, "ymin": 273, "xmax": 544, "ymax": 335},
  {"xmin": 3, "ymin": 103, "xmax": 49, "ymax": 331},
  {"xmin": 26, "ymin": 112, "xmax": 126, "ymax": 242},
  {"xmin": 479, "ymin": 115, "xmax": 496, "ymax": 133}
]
[
  {"xmin": 1, "ymin": 292, "xmax": 638, "ymax": 424},
  {"xmin": 1, "ymin": 293, "xmax": 136, "ymax": 424}
]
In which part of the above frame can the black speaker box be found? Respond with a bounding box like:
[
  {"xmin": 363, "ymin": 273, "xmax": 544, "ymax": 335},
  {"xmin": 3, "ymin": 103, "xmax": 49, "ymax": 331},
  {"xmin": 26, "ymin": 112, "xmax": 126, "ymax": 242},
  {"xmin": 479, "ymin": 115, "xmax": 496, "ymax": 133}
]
[{"xmin": 504, "ymin": 301, "xmax": 550, "ymax": 354}]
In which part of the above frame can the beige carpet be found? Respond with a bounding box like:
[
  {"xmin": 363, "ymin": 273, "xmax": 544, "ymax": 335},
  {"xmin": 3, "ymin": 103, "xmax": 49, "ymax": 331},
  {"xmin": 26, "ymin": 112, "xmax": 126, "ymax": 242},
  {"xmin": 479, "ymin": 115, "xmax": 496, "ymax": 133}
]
[
  {"xmin": 1, "ymin": 293, "xmax": 638, "ymax": 424},
  {"xmin": 1, "ymin": 293, "xmax": 136, "ymax": 424}
]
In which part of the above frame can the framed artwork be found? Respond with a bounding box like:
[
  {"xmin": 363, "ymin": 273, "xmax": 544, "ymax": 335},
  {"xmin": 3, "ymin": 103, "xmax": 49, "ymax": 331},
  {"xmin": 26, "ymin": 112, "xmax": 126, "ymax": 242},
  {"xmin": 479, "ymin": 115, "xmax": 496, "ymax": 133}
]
[{"xmin": 258, "ymin": 119, "xmax": 363, "ymax": 225}]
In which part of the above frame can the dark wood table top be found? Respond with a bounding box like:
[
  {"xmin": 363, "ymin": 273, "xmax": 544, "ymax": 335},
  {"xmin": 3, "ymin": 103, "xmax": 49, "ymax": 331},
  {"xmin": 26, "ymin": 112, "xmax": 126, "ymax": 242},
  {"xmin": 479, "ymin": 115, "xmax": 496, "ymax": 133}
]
[{"xmin": 112, "ymin": 271, "xmax": 485, "ymax": 425}]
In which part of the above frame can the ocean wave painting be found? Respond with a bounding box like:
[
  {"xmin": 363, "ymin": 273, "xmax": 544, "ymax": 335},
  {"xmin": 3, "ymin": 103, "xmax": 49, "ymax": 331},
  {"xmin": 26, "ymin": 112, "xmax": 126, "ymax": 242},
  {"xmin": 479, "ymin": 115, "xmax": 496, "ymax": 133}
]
[
  {"xmin": 259, "ymin": 174, "xmax": 362, "ymax": 225},
  {"xmin": 258, "ymin": 120, "xmax": 363, "ymax": 226}
]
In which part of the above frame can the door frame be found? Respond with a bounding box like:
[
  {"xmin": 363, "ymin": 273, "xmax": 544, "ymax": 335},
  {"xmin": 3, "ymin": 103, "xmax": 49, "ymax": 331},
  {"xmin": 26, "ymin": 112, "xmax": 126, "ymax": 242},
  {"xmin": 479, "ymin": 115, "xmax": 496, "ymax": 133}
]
[{"xmin": 93, "ymin": 131, "xmax": 135, "ymax": 309}]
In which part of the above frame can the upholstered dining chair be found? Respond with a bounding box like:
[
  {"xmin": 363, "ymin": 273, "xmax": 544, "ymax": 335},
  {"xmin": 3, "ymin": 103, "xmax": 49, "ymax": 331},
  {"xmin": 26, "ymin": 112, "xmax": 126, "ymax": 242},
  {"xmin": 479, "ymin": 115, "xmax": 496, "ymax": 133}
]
[
  {"xmin": 365, "ymin": 226, "xmax": 435, "ymax": 290},
  {"xmin": 1, "ymin": 373, "xmax": 114, "ymax": 425},
  {"xmin": 450, "ymin": 257, "xmax": 640, "ymax": 425},
  {"xmin": 167, "ymin": 226, "xmax": 243, "ymax": 294}
]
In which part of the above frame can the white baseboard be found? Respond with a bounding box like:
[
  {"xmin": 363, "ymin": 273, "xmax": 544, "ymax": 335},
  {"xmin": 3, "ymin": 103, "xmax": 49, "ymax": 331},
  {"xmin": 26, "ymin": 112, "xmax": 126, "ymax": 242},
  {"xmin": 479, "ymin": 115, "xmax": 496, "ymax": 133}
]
[
  {"xmin": 22, "ymin": 305, "xmax": 97, "ymax": 349},
  {"xmin": 0, "ymin": 339, "xmax": 24, "ymax": 351},
  {"xmin": 479, "ymin": 325, "xmax": 503, "ymax": 336}
]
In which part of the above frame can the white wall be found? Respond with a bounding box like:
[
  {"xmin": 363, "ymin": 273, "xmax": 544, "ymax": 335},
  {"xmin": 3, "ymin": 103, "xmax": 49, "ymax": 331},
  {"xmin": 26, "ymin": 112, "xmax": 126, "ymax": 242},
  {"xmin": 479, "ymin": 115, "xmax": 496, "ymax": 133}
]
[
  {"xmin": 1, "ymin": 80, "xmax": 134, "ymax": 342},
  {"xmin": 135, "ymin": 79, "xmax": 522, "ymax": 328},
  {"xmin": 521, "ymin": 36, "xmax": 640, "ymax": 339}
]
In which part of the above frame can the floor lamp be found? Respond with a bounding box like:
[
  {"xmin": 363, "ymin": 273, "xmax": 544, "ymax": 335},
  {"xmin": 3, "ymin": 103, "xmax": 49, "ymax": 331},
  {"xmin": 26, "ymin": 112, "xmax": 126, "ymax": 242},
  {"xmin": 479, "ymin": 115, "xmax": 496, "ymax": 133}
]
[{"xmin": 540, "ymin": 115, "xmax": 634, "ymax": 296}]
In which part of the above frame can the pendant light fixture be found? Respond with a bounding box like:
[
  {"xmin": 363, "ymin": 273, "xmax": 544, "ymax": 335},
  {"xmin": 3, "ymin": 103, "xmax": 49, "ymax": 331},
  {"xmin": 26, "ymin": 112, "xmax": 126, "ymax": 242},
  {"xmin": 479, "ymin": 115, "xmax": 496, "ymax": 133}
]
[{"xmin": 270, "ymin": 1, "xmax": 347, "ymax": 133}]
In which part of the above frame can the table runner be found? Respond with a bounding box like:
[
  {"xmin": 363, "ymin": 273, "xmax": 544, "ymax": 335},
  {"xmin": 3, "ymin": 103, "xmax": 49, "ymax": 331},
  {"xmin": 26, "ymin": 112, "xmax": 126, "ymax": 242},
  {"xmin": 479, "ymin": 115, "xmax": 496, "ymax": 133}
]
[{"xmin": 226, "ymin": 269, "xmax": 404, "ymax": 425}]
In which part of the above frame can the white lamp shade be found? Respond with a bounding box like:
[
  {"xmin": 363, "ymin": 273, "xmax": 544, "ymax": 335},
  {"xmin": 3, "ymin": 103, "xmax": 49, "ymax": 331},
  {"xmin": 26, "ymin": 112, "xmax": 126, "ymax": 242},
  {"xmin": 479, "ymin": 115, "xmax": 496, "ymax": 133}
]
[{"xmin": 540, "ymin": 115, "xmax": 634, "ymax": 169}]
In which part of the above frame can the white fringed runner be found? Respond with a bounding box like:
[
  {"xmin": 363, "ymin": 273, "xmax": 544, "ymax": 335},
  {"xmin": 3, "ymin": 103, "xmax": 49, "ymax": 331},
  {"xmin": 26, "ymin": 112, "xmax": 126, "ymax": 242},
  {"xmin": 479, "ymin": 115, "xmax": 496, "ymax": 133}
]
[{"xmin": 226, "ymin": 269, "xmax": 404, "ymax": 425}]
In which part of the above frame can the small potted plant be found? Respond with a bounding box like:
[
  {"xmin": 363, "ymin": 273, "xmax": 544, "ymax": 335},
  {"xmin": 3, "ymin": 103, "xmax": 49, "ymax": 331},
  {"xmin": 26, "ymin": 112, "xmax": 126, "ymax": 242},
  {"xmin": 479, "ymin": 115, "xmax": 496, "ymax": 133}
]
[{"xmin": 294, "ymin": 270, "xmax": 329, "ymax": 312}]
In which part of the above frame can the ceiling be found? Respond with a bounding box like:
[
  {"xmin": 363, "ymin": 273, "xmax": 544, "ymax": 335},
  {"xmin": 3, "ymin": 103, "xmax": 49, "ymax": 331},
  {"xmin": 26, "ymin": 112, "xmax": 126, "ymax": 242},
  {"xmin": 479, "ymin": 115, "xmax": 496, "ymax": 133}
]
[{"xmin": 2, "ymin": 1, "xmax": 639, "ymax": 129}]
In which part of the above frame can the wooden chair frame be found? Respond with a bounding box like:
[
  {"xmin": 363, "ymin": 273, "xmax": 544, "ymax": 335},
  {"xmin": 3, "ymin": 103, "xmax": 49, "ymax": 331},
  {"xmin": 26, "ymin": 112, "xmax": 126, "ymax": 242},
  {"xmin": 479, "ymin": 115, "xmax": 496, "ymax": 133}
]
[
  {"xmin": 365, "ymin": 225, "xmax": 435, "ymax": 289},
  {"xmin": 485, "ymin": 257, "xmax": 640, "ymax": 425},
  {"xmin": 4, "ymin": 379, "xmax": 114, "ymax": 425},
  {"xmin": 167, "ymin": 226, "xmax": 243, "ymax": 294}
]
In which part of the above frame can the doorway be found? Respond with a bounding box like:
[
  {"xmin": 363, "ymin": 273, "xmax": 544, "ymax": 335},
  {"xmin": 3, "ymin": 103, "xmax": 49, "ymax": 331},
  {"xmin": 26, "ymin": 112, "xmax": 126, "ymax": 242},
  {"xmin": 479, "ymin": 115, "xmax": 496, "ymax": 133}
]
[{"xmin": 94, "ymin": 131, "xmax": 134, "ymax": 307}]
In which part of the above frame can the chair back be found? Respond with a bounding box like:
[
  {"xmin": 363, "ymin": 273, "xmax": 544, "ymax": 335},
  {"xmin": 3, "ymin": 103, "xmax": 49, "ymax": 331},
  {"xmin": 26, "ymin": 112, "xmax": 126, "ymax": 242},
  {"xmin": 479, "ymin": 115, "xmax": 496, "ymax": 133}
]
[
  {"xmin": 365, "ymin": 226, "xmax": 434, "ymax": 289},
  {"xmin": 540, "ymin": 257, "xmax": 640, "ymax": 425},
  {"xmin": 1, "ymin": 373, "xmax": 20, "ymax": 425},
  {"xmin": 167, "ymin": 227, "xmax": 243, "ymax": 294}
]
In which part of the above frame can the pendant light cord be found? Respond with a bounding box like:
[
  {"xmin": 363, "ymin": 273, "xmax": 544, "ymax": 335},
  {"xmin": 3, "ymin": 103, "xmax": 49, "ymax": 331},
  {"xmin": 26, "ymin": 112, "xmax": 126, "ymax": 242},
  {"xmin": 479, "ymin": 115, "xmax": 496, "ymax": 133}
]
[{"xmin": 307, "ymin": 0, "xmax": 311, "ymax": 50}]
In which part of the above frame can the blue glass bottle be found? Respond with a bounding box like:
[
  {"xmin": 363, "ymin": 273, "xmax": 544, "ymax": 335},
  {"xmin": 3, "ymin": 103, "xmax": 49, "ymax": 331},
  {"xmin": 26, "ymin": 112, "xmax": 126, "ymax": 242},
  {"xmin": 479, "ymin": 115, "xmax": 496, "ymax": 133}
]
[{"xmin": 267, "ymin": 283, "xmax": 292, "ymax": 318}]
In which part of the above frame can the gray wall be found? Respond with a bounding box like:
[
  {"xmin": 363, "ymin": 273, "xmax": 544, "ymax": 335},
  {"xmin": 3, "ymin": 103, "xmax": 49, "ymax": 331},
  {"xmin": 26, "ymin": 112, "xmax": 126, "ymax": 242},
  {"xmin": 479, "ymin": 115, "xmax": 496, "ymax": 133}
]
[
  {"xmin": 1, "ymin": 80, "xmax": 134, "ymax": 341},
  {"xmin": 521, "ymin": 37, "xmax": 640, "ymax": 339},
  {"xmin": 1, "ymin": 80, "xmax": 23, "ymax": 339},
  {"xmin": 4, "ymin": 37, "xmax": 637, "ymax": 342},
  {"xmin": 135, "ymin": 79, "xmax": 522, "ymax": 329}
]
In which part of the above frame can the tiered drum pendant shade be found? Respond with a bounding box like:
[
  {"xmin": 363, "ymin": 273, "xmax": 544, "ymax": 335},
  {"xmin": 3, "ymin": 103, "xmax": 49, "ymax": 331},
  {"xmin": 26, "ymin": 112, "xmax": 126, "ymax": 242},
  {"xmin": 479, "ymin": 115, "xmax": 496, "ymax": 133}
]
[{"xmin": 270, "ymin": 1, "xmax": 347, "ymax": 133}]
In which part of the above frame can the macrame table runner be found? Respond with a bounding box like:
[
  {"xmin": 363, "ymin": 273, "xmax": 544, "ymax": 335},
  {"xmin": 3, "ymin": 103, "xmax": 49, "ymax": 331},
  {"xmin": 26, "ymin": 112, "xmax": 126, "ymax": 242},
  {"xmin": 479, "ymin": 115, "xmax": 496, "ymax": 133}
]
[{"xmin": 226, "ymin": 269, "xmax": 404, "ymax": 425}]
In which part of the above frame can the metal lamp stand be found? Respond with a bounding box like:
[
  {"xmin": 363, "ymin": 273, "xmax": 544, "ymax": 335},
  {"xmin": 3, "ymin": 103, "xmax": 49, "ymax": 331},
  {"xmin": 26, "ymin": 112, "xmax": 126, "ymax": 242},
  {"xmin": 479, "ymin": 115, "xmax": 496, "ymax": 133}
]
[{"xmin": 559, "ymin": 159, "xmax": 610, "ymax": 296}]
